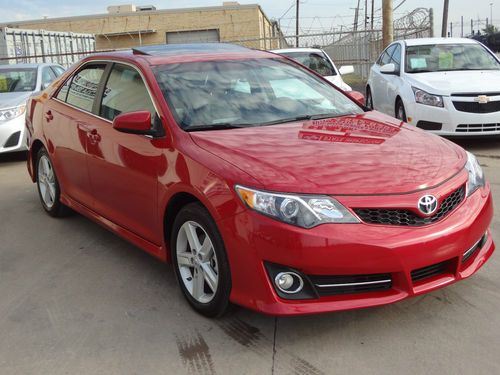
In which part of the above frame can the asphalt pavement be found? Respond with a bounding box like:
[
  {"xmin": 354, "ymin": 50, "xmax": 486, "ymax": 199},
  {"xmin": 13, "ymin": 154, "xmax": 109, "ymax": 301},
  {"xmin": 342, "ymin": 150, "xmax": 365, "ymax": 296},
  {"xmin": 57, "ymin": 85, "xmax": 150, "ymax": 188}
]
[{"xmin": 0, "ymin": 137, "xmax": 499, "ymax": 375}]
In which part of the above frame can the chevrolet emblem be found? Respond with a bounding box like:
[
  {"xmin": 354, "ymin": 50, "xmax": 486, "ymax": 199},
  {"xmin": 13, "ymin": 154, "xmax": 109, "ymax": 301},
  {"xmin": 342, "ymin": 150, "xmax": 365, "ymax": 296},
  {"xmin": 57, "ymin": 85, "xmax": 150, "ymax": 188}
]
[{"xmin": 475, "ymin": 95, "xmax": 490, "ymax": 104}]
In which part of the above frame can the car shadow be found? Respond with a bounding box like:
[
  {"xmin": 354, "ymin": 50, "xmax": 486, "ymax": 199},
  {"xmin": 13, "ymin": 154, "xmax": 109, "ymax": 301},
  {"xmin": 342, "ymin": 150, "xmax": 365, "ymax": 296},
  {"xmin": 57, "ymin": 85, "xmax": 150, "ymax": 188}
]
[
  {"xmin": 0, "ymin": 151, "xmax": 27, "ymax": 164},
  {"xmin": 446, "ymin": 136, "xmax": 500, "ymax": 154}
]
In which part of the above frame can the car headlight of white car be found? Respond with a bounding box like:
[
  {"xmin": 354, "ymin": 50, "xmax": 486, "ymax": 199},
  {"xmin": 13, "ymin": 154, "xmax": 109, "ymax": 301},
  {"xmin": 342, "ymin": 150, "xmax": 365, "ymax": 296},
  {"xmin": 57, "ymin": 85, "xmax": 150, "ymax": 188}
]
[
  {"xmin": 465, "ymin": 151, "xmax": 485, "ymax": 196},
  {"xmin": 235, "ymin": 185, "xmax": 359, "ymax": 228},
  {"xmin": 412, "ymin": 87, "xmax": 444, "ymax": 107},
  {"xmin": 0, "ymin": 104, "xmax": 26, "ymax": 122}
]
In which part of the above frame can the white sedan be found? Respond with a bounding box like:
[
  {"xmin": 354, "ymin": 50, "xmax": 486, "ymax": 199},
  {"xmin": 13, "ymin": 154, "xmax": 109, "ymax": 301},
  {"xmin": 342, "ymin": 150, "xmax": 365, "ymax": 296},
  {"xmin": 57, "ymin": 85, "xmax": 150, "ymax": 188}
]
[
  {"xmin": 366, "ymin": 38, "xmax": 500, "ymax": 135},
  {"xmin": 271, "ymin": 48, "xmax": 355, "ymax": 91}
]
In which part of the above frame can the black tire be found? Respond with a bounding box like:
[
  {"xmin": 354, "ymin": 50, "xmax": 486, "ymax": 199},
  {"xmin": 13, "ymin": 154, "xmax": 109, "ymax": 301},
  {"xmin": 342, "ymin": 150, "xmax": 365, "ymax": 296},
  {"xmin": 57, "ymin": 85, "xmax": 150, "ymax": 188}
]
[
  {"xmin": 395, "ymin": 99, "xmax": 407, "ymax": 122},
  {"xmin": 35, "ymin": 147, "xmax": 70, "ymax": 217},
  {"xmin": 366, "ymin": 87, "xmax": 374, "ymax": 110},
  {"xmin": 171, "ymin": 202, "xmax": 232, "ymax": 318}
]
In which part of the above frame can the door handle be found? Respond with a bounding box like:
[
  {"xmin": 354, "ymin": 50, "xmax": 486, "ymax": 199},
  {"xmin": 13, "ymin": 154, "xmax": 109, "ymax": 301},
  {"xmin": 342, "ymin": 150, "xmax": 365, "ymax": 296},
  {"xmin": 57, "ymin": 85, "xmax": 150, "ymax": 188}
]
[
  {"xmin": 44, "ymin": 110, "xmax": 53, "ymax": 122},
  {"xmin": 87, "ymin": 129, "xmax": 101, "ymax": 144}
]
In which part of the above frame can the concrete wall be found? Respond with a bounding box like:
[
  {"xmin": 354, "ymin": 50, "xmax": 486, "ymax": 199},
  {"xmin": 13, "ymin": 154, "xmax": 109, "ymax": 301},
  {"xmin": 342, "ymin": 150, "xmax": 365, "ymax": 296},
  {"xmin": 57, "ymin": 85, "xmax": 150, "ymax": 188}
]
[{"xmin": 1, "ymin": 4, "xmax": 283, "ymax": 50}]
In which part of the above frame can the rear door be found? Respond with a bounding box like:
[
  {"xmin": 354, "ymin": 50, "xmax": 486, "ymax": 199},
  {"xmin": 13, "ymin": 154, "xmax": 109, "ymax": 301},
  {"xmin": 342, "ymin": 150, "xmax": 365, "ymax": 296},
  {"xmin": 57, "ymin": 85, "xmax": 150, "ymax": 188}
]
[
  {"xmin": 371, "ymin": 44, "xmax": 396, "ymax": 113},
  {"xmin": 45, "ymin": 63, "xmax": 107, "ymax": 207},
  {"xmin": 86, "ymin": 62, "xmax": 164, "ymax": 245}
]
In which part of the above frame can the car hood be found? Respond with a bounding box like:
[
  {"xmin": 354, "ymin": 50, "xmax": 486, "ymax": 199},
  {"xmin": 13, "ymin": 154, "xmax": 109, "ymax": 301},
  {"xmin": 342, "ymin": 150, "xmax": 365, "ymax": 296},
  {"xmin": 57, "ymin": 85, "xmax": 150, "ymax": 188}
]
[
  {"xmin": 190, "ymin": 111, "xmax": 466, "ymax": 195},
  {"xmin": 0, "ymin": 92, "xmax": 32, "ymax": 109},
  {"xmin": 406, "ymin": 70, "xmax": 500, "ymax": 95}
]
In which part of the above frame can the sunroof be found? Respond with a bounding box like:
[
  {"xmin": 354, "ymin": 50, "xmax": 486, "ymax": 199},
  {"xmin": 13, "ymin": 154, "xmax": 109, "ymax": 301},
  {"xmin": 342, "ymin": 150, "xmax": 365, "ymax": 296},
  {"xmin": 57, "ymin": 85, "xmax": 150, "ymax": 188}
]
[{"xmin": 132, "ymin": 43, "xmax": 251, "ymax": 56}]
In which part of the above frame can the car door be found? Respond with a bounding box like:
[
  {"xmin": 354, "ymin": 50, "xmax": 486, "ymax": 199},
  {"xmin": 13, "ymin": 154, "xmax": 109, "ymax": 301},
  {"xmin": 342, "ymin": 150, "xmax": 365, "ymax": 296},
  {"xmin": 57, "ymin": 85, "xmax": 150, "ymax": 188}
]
[
  {"xmin": 44, "ymin": 63, "xmax": 107, "ymax": 207},
  {"xmin": 86, "ymin": 62, "xmax": 164, "ymax": 245},
  {"xmin": 384, "ymin": 43, "xmax": 403, "ymax": 117},
  {"xmin": 370, "ymin": 44, "xmax": 396, "ymax": 113}
]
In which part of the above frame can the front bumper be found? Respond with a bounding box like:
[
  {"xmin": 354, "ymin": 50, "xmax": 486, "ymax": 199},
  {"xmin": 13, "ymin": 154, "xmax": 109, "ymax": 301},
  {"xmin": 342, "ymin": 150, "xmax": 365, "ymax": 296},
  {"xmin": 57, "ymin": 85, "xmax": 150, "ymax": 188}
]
[
  {"xmin": 219, "ymin": 176, "xmax": 494, "ymax": 316},
  {"xmin": 405, "ymin": 96, "xmax": 500, "ymax": 136},
  {"xmin": 0, "ymin": 114, "xmax": 27, "ymax": 153}
]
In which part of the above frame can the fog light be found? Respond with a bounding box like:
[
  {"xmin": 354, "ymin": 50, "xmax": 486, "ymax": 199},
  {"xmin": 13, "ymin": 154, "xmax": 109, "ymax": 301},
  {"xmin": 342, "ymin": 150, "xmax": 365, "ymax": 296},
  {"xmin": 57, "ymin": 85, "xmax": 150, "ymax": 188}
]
[{"xmin": 274, "ymin": 272, "xmax": 304, "ymax": 294}]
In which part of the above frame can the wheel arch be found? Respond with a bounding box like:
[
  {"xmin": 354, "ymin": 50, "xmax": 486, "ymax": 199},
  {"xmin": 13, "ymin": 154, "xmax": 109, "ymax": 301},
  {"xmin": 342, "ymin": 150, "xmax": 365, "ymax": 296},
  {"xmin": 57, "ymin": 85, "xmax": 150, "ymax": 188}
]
[{"xmin": 30, "ymin": 139, "xmax": 46, "ymax": 182}]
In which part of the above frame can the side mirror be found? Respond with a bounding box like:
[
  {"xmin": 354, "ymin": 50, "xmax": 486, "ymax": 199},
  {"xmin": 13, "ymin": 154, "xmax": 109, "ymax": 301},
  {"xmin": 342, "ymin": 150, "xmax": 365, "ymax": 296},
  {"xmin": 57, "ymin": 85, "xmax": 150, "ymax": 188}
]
[
  {"xmin": 113, "ymin": 111, "xmax": 152, "ymax": 135},
  {"xmin": 380, "ymin": 63, "xmax": 398, "ymax": 75},
  {"xmin": 346, "ymin": 90, "xmax": 365, "ymax": 106},
  {"xmin": 339, "ymin": 65, "xmax": 355, "ymax": 75}
]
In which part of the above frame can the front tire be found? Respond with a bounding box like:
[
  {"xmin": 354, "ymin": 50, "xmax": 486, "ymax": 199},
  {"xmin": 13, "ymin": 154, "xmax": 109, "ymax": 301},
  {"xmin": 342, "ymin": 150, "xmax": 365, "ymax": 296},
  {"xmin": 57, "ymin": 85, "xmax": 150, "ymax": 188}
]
[
  {"xmin": 36, "ymin": 147, "xmax": 69, "ymax": 217},
  {"xmin": 395, "ymin": 99, "xmax": 407, "ymax": 122},
  {"xmin": 171, "ymin": 203, "xmax": 232, "ymax": 317},
  {"xmin": 366, "ymin": 87, "xmax": 374, "ymax": 110}
]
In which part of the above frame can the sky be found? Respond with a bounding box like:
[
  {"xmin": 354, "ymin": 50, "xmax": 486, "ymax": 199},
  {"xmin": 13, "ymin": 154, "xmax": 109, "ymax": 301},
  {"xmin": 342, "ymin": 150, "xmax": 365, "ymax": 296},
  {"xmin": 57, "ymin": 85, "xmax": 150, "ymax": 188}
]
[{"xmin": 0, "ymin": 0, "xmax": 497, "ymax": 37}]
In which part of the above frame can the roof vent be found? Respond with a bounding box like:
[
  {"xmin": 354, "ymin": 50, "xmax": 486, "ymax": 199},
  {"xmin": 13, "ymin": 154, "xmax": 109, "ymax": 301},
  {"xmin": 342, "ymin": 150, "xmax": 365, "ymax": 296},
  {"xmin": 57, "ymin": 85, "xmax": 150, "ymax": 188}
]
[{"xmin": 137, "ymin": 5, "xmax": 157, "ymax": 11}]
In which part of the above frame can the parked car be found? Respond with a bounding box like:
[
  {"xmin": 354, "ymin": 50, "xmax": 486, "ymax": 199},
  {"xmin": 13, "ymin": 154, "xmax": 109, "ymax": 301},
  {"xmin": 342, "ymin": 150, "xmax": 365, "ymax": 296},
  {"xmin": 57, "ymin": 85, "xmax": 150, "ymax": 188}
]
[
  {"xmin": 366, "ymin": 38, "xmax": 500, "ymax": 135},
  {"xmin": 271, "ymin": 48, "xmax": 365, "ymax": 104},
  {"xmin": 26, "ymin": 43, "xmax": 494, "ymax": 317},
  {"xmin": 0, "ymin": 63, "xmax": 65, "ymax": 153}
]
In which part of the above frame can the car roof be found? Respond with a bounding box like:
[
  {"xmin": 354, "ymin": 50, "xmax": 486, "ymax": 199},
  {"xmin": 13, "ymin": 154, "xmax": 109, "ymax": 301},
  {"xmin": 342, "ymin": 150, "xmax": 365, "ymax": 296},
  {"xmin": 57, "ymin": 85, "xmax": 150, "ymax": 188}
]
[
  {"xmin": 88, "ymin": 43, "xmax": 279, "ymax": 65},
  {"xmin": 0, "ymin": 63, "xmax": 60, "ymax": 69},
  {"xmin": 271, "ymin": 48, "xmax": 325, "ymax": 54},
  {"xmin": 403, "ymin": 37, "xmax": 478, "ymax": 46}
]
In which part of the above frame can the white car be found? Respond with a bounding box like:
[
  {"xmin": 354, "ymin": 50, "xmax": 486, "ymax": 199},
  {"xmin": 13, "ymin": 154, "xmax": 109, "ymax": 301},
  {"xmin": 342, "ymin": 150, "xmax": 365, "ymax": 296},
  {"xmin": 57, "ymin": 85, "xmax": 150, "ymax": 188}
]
[
  {"xmin": 0, "ymin": 63, "xmax": 65, "ymax": 153},
  {"xmin": 366, "ymin": 38, "xmax": 500, "ymax": 135},
  {"xmin": 271, "ymin": 48, "xmax": 355, "ymax": 91}
]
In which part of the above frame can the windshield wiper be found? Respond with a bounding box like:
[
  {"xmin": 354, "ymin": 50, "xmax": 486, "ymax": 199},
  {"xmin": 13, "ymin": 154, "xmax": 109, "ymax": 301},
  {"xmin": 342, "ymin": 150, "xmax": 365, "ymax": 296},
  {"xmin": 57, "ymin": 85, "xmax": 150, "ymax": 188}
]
[
  {"xmin": 184, "ymin": 123, "xmax": 252, "ymax": 132},
  {"xmin": 256, "ymin": 113, "xmax": 342, "ymax": 126}
]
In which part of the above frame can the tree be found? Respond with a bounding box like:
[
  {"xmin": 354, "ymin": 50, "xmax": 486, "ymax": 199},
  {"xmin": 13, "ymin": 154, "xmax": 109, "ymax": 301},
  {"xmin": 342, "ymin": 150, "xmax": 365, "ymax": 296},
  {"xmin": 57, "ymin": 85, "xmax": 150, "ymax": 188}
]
[{"xmin": 482, "ymin": 24, "xmax": 499, "ymax": 35}]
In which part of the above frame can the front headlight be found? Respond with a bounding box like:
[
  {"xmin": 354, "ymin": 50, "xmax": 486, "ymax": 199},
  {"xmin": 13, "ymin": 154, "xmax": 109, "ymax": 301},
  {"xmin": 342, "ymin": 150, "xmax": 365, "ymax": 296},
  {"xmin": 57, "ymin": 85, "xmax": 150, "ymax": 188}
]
[
  {"xmin": 235, "ymin": 185, "xmax": 359, "ymax": 228},
  {"xmin": 0, "ymin": 104, "xmax": 26, "ymax": 122},
  {"xmin": 412, "ymin": 87, "xmax": 444, "ymax": 107},
  {"xmin": 465, "ymin": 151, "xmax": 485, "ymax": 196}
]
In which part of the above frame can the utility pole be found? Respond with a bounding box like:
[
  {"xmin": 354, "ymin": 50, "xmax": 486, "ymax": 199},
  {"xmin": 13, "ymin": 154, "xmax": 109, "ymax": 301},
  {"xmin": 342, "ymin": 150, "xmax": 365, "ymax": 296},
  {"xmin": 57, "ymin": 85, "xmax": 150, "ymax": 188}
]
[
  {"xmin": 295, "ymin": 0, "xmax": 299, "ymax": 47},
  {"xmin": 371, "ymin": 0, "xmax": 374, "ymax": 30},
  {"xmin": 365, "ymin": 0, "xmax": 368, "ymax": 31},
  {"xmin": 442, "ymin": 0, "xmax": 449, "ymax": 37},
  {"xmin": 491, "ymin": 3, "xmax": 494, "ymax": 27},
  {"xmin": 450, "ymin": 22, "xmax": 453, "ymax": 37},
  {"xmin": 461, "ymin": 16, "xmax": 464, "ymax": 37},
  {"xmin": 382, "ymin": 0, "xmax": 393, "ymax": 48},
  {"xmin": 353, "ymin": 0, "xmax": 361, "ymax": 31}
]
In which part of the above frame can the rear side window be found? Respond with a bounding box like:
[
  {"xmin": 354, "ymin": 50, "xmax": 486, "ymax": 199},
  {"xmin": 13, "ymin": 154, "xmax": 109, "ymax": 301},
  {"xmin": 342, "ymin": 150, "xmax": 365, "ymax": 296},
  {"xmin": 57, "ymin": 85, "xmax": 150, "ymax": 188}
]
[
  {"xmin": 41, "ymin": 67, "xmax": 56, "ymax": 88},
  {"xmin": 100, "ymin": 64, "xmax": 156, "ymax": 121},
  {"xmin": 66, "ymin": 65, "xmax": 106, "ymax": 113}
]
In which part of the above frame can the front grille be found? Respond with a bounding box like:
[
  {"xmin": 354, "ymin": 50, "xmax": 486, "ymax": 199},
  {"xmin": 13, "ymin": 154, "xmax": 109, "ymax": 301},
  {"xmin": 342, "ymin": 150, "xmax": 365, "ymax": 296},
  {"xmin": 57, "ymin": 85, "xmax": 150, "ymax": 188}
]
[
  {"xmin": 411, "ymin": 260, "xmax": 449, "ymax": 282},
  {"xmin": 456, "ymin": 123, "xmax": 500, "ymax": 133},
  {"xmin": 354, "ymin": 185, "xmax": 465, "ymax": 226},
  {"xmin": 453, "ymin": 100, "xmax": 500, "ymax": 113},
  {"xmin": 309, "ymin": 273, "xmax": 392, "ymax": 296}
]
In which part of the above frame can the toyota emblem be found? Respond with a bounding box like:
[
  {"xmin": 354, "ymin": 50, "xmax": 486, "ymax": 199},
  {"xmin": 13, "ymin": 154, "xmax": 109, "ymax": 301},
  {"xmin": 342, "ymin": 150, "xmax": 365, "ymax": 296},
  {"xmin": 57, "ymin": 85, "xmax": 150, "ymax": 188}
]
[{"xmin": 418, "ymin": 195, "xmax": 438, "ymax": 215}]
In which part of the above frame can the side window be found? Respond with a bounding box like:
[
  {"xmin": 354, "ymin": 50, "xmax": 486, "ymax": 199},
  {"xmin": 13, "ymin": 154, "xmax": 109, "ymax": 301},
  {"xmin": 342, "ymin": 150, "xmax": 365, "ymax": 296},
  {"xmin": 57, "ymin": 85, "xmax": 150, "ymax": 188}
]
[
  {"xmin": 66, "ymin": 65, "xmax": 106, "ymax": 113},
  {"xmin": 41, "ymin": 67, "xmax": 56, "ymax": 89},
  {"xmin": 390, "ymin": 44, "xmax": 402, "ymax": 70},
  {"xmin": 379, "ymin": 45, "xmax": 396, "ymax": 66},
  {"xmin": 56, "ymin": 78, "xmax": 71, "ymax": 101},
  {"xmin": 100, "ymin": 64, "xmax": 156, "ymax": 122},
  {"xmin": 51, "ymin": 66, "xmax": 65, "ymax": 77}
]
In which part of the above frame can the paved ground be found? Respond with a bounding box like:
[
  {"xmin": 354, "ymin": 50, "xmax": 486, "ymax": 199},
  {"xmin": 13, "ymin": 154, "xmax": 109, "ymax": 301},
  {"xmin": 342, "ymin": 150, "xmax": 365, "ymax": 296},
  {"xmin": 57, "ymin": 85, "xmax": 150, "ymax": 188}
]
[{"xmin": 0, "ymin": 138, "xmax": 499, "ymax": 375}]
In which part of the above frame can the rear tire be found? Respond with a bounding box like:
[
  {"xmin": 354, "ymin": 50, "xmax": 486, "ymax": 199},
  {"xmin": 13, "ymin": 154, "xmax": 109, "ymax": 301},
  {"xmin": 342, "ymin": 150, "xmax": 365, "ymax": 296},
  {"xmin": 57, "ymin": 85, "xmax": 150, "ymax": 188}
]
[
  {"xmin": 366, "ymin": 87, "xmax": 374, "ymax": 110},
  {"xmin": 35, "ymin": 147, "xmax": 70, "ymax": 217},
  {"xmin": 171, "ymin": 203, "xmax": 232, "ymax": 318},
  {"xmin": 395, "ymin": 99, "xmax": 407, "ymax": 122}
]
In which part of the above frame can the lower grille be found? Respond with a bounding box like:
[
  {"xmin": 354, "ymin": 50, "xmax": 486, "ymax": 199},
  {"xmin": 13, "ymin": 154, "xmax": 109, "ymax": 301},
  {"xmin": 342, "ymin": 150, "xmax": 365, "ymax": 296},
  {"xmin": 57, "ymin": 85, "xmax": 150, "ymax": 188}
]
[
  {"xmin": 456, "ymin": 123, "xmax": 500, "ymax": 133},
  {"xmin": 411, "ymin": 261, "xmax": 449, "ymax": 282},
  {"xmin": 453, "ymin": 100, "xmax": 500, "ymax": 113},
  {"xmin": 309, "ymin": 273, "xmax": 392, "ymax": 296},
  {"xmin": 354, "ymin": 185, "xmax": 465, "ymax": 226},
  {"xmin": 462, "ymin": 233, "xmax": 487, "ymax": 263}
]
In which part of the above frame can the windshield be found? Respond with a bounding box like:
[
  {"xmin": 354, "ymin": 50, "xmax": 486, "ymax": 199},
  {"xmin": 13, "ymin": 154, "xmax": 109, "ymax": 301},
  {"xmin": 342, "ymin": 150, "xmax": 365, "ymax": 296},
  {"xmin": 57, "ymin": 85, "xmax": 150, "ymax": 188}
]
[
  {"xmin": 278, "ymin": 51, "xmax": 336, "ymax": 76},
  {"xmin": 0, "ymin": 68, "xmax": 37, "ymax": 93},
  {"xmin": 153, "ymin": 58, "xmax": 361, "ymax": 130},
  {"xmin": 405, "ymin": 43, "xmax": 500, "ymax": 73}
]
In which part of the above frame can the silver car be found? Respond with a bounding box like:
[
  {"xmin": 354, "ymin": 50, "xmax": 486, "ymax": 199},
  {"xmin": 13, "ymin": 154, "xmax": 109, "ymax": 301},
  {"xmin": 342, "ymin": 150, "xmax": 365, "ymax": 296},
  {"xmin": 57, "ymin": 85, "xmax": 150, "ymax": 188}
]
[{"xmin": 0, "ymin": 63, "xmax": 65, "ymax": 153}]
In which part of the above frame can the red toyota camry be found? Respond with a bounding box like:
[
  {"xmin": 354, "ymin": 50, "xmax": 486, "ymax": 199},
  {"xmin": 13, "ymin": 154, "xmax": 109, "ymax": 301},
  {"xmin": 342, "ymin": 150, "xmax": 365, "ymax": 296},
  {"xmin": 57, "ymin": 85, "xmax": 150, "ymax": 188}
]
[{"xmin": 26, "ymin": 44, "xmax": 495, "ymax": 317}]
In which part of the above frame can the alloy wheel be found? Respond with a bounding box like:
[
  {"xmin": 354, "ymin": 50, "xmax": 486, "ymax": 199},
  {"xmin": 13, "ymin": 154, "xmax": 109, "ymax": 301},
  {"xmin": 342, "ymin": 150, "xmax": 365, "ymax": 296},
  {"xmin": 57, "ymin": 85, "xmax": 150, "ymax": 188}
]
[
  {"xmin": 176, "ymin": 221, "xmax": 219, "ymax": 304},
  {"xmin": 37, "ymin": 155, "xmax": 56, "ymax": 209}
]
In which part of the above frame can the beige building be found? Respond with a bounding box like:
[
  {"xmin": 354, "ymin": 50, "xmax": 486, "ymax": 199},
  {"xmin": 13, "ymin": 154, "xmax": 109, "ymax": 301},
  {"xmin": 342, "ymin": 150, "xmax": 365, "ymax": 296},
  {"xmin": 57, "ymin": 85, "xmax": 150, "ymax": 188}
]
[{"xmin": 1, "ymin": 2, "xmax": 288, "ymax": 51}]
